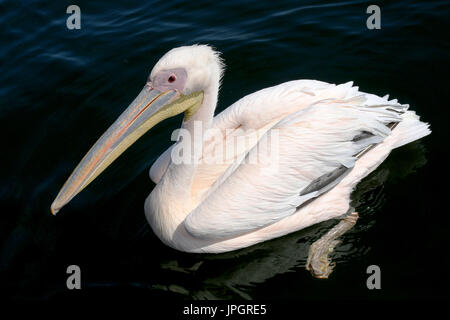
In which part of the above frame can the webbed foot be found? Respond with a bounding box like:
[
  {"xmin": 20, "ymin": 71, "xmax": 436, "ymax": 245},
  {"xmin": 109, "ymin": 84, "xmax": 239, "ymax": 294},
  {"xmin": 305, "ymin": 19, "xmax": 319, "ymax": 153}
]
[{"xmin": 306, "ymin": 211, "xmax": 359, "ymax": 278}]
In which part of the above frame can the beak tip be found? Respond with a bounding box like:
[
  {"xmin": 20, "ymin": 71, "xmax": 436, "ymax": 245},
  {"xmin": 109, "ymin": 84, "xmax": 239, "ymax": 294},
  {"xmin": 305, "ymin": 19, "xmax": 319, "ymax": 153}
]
[{"xmin": 50, "ymin": 202, "xmax": 60, "ymax": 216}]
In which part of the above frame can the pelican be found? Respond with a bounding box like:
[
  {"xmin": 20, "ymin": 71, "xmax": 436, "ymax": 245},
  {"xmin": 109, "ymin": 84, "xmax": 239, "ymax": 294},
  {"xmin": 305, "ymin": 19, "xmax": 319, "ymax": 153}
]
[{"xmin": 51, "ymin": 45, "xmax": 430, "ymax": 276}]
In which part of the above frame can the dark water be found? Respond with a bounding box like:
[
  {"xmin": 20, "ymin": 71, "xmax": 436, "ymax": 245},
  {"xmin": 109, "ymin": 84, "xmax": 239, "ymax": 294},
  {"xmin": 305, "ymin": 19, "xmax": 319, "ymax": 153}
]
[{"xmin": 0, "ymin": 0, "xmax": 449, "ymax": 301}]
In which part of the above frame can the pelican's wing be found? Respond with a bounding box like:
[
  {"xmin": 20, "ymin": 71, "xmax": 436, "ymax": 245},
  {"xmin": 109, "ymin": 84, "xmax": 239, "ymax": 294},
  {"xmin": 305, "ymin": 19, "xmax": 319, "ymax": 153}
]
[
  {"xmin": 185, "ymin": 93, "xmax": 407, "ymax": 240},
  {"xmin": 189, "ymin": 80, "xmax": 365, "ymax": 200}
]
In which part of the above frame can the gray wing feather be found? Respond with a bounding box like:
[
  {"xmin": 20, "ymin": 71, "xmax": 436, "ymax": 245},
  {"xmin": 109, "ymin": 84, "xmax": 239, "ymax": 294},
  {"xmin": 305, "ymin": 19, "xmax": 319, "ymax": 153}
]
[
  {"xmin": 299, "ymin": 165, "xmax": 351, "ymax": 197},
  {"xmin": 299, "ymin": 121, "xmax": 401, "ymax": 202}
]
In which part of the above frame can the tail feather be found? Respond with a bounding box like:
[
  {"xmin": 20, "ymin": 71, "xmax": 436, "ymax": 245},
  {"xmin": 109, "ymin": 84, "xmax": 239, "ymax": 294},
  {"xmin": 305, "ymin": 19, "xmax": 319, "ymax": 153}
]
[{"xmin": 392, "ymin": 110, "xmax": 431, "ymax": 149}]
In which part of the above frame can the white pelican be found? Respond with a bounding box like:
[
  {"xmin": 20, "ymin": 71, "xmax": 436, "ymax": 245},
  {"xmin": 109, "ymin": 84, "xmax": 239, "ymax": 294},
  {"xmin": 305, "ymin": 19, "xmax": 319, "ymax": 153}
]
[{"xmin": 51, "ymin": 45, "xmax": 430, "ymax": 276}]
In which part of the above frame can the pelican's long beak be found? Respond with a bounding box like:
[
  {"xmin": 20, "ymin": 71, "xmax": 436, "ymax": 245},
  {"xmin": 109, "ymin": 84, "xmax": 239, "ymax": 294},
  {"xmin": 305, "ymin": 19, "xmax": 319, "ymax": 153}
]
[{"xmin": 50, "ymin": 85, "xmax": 203, "ymax": 215}]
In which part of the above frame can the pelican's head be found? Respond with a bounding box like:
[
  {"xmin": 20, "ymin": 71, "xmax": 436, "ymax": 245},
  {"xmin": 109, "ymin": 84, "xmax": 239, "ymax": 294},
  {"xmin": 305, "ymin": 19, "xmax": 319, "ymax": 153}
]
[
  {"xmin": 50, "ymin": 45, "xmax": 223, "ymax": 214},
  {"xmin": 150, "ymin": 45, "xmax": 223, "ymax": 96}
]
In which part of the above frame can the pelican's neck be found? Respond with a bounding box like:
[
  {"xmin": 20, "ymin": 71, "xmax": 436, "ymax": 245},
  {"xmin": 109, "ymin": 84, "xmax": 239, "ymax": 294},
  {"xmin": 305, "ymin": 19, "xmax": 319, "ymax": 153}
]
[
  {"xmin": 146, "ymin": 79, "xmax": 220, "ymax": 243},
  {"xmin": 172, "ymin": 80, "xmax": 219, "ymax": 181},
  {"xmin": 181, "ymin": 81, "xmax": 219, "ymax": 134}
]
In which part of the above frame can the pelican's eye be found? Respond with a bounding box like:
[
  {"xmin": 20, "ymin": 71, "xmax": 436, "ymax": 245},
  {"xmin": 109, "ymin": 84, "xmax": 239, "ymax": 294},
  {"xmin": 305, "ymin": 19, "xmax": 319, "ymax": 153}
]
[
  {"xmin": 168, "ymin": 74, "xmax": 176, "ymax": 83},
  {"xmin": 152, "ymin": 68, "xmax": 187, "ymax": 92}
]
